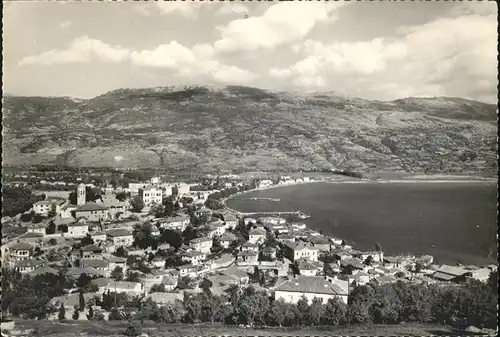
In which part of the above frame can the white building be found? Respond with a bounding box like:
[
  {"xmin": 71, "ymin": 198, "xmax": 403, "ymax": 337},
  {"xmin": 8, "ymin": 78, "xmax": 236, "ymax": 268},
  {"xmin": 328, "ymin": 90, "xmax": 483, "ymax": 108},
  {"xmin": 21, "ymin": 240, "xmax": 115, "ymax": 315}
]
[
  {"xmin": 207, "ymin": 221, "xmax": 226, "ymax": 238},
  {"xmin": 106, "ymin": 229, "xmax": 134, "ymax": 247},
  {"xmin": 189, "ymin": 237, "xmax": 213, "ymax": 254},
  {"xmin": 159, "ymin": 215, "xmax": 190, "ymax": 231},
  {"xmin": 66, "ymin": 221, "xmax": 89, "ymax": 238},
  {"xmin": 9, "ymin": 243, "xmax": 33, "ymax": 261},
  {"xmin": 248, "ymin": 228, "xmax": 266, "ymax": 244},
  {"xmin": 139, "ymin": 187, "xmax": 163, "ymax": 207},
  {"xmin": 127, "ymin": 182, "xmax": 150, "ymax": 194},
  {"xmin": 182, "ymin": 251, "xmax": 207, "ymax": 266},
  {"xmin": 274, "ymin": 276, "xmax": 349, "ymax": 304},
  {"xmin": 283, "ymin": 242, "xmax": 319, "ymax": 262},
  {"xmin": 104, "ymin": 281, "xmax": 144, "ymax": 296}
]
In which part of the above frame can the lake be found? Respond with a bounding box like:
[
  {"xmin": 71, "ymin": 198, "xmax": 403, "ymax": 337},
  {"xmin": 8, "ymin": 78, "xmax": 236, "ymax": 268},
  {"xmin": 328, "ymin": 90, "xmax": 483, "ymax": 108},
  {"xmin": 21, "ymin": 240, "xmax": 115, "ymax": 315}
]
[{"xmin": 226, "ymin": 181, "xmax": 498, "ymax": 266}]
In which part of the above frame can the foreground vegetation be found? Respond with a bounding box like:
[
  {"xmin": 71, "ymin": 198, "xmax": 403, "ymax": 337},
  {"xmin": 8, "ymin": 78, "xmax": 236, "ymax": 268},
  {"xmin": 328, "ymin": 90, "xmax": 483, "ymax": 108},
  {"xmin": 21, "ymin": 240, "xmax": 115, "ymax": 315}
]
[{"xmin": 3, "ymin": 268, "xmax": 497, "ymax": 331}]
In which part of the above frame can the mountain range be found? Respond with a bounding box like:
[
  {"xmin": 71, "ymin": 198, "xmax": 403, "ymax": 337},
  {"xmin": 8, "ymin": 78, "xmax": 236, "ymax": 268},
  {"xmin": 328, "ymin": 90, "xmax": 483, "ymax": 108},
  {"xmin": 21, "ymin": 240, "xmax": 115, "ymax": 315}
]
[{"xmin": 2, "ymin": 85, "xmax": 497, "ymax": 176}]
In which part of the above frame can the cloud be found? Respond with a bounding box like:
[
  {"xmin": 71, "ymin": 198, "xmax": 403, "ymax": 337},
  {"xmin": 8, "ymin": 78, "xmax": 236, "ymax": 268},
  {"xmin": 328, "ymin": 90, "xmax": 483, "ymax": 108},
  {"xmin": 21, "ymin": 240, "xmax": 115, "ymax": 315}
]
[
  {"xmin": 268, "ymin": 5, "xmax": 497, "ymax": 102},
  {"xmin": 214, "ymin": 1, "xmax": 349, "ymax": 52},
  {"xmin": 216, "ymin": 3, "xmax": 249, "ymax": 16},
  {"xmin": 135, "ymin": 2, "xmax": 209, "ymax": 19},
  {"xmin": 19, "ymin": 36, "xmax": 130, "ymax": 66},
  {"xmin": 59, "ymin": 20, "xmax": 72, "ymax": 28}
]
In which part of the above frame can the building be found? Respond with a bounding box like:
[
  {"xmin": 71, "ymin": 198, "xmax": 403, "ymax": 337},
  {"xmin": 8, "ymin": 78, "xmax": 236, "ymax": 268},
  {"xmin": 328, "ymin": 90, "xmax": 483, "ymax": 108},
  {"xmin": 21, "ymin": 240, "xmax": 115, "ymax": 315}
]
[
  {"xmin": 275, "ymin": 276, "xmax": 349, "ymax": 304},
  {"xmin": 258, "ymin": 217, "xmax": 286, "ymax": 225},
  {"xmin": 177, "ymin": 264, "xmax": 198, "ymax": 277},
  {"xmin": 139, "ymin": 187, "xmax": 163, "ymax": 207},
  {"xmin": 189, "ymin": 237, "xmax": 213, "ymax": 254},
  {"xmin": 127, "ymin": 182, "xmax": 150, "ymax": 194},
  {"xmin": 282, "ymin": 242, "xmax": 319, "ymax": 262},
  {"xmin": 15, "ymin": 259, "xmax": 45, "ymax": 274},
  {"xmin": 33, "ymin": 197, "xmax": 66, "ymax": 216},
  {"xmin": 143, "ymin": 292, "xmax": 183, "ymax": 307},
  {"xmin": 105, "ymin": 256, "xmax": 128, "ymax": 274},
  {"xmin": 106, "ymin": 229, "xmax": 134, "ymax": 247},
  {"xmin": 222, "ymin": 213, "xmax": 238, "ymax": 229},
  {"xmin": 90, "ymin": 231, "xmax": 107, "ymax": 242},
  {"xmin": 9, "ymin": 242, "xmax": 33, "ymax": 261},
  {"xmin": 298, "ymin": 260, "xmax": 318, "ymax": 276},
  {"xmin": 98, "ymin": 192, "xmax": 128, "ymax": 218},
  {"xmin": 80, "ymin": 259, "xmax": 110, "ymax": 276},
  {"xmin": 66, "ymin": 220, "xmax": 89, "ymax": 238},
  {"xmin": 74, "ymin": 203, "xmax": 109, "ymax": 222},
  {"xmin": 432, "ymin": 265, "xmax": 471, "ymax": 283},
  {"xmin": 207, "ymin": 221, "xmax": 226, "ymax": 238},
  {"xmin": 77, "ymin": 183, "xmax": 86, "ymax": 206},
  {"xmin": 159, "ymin": 215, "xmax": 190, "ymax": 231},
  {"xmin": 243, "ymin": 218, "xmax": 257, "ymax": 225},
  {"xmin": 237, "ymin": 250, "xmax": 259, "ymax": 265},
  {"xmin": 219, "ymin": 232, "xmax": 238, "ymax": 248},
  {"xmin": 307, "ymin": 236, "xmax": 331, "ymax": 252},
  {"xmin": 26, "ymin": 223, "xmax": 47, "ymax": 235},
  {"xmin": 219, "ymin": 266, "xmax": 250, "ymax": 285},
  {"xmin": 60, "ymin": 204, "xmax": 78, "ymax": 219},
  {"xmin": 105, "ymin": 281, "xmax": 144, "ymax": 296},
  {"xmin": 257, "ymin": 180, "xmax": 273, "ymax": 188},
  {"xmin": 81, "ymin": 245, "xmax": 104, "ymax": 260},
  {"xmin": 182, "ymin": 251, "xmax": 207, "ymax": 266},
  {"xmin": 249, "ymin": 228, "xmax": 266, "ymax": 244},
  {"xmin": 241, "ymin": 242, "xmax": 259, "ymax": 252}
]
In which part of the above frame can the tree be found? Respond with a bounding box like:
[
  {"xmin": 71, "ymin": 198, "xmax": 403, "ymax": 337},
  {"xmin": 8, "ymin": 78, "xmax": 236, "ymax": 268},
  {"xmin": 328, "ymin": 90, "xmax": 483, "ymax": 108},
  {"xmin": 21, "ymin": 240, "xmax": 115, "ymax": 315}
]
[
  {"xmin": 72, "ymin": 307, "xmax": 80, "ymax": 320},
  {"xmin": 109, "ymin": 308, "xmax": 122, "ymax": 320},
  {"xmin": 115, "ymin": 191, "xmax": 130, "ymax": 202},
  {"xmin": 296, "ymin": 296, "xmax": 310, "ymax": 325},
  {"xmin": 58, "ymin": 304, "xmax": 66, "ymax": 321},
  {"xmin": 324, "ymin": 297, "xmax": 348, "ymax": 326},
  {"xmin": 159, "ymin": 229, "xmax": 182, "ymax": 250},
  {"xmin": 81, "ymin": 234, "xmax": 94, "ymax": 246},
  {"xmin": 57, "ymin": 224, "xmax": 68, "ymax": 233},
  {"xmin": 47, "ymin": 204, "xmax": 57, "ymax": 218},
  {"xmin": 364, "ymin": 256, "xmax": 374, "ymax": 266},
  {"xmin": 48, "ymin": 238, "xmax": 58, "ymax": 246},
  {"xmin": 266, "ymin": 299, "xmax": 287, "ymax": 327},
  {"xmin": 130, "ymin": 196, "xmax": 145, "ymax": 213},
  {"xmin": 79, "ymin": 289, "xmax": 85, "ymax": 312},
  {"xmin": 76, "ymin": 273, "xmax": 92, "ymax": 288},
  {"xmin": 111, "ymin": 266, "xmax": 124, "ymax": 281},
  {"xmin": 309, "ymin": 297, "xmax": 324, "ymax": 326},
  {"xmin": 114, "ymin": 246, "xmax": 127, "ymax": 258},
  {"xmin": 348, "ymin": 285, "xmax": 375, "ymax": 324},
  {"xmin": 46, "ymin": 220, "xmax": 56, "ymax": 235},
  {"xmin": 32, "ymin": 214, "xmax": 44, "ymax": 223},
  {"xmin": 132, "ymin": 222, "xmax": 154, "ymax": 249},
  {"xmin": 172, "ymin": 185, "xmax": 179, "ymax": 198}
]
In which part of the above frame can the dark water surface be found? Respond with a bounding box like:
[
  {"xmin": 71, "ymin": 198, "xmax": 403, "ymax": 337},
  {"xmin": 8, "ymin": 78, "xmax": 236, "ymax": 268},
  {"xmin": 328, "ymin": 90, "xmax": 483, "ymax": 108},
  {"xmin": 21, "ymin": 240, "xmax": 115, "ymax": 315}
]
[{"xmin": 227, "ymin": 181, "xmax": 498, "ymax": 266}]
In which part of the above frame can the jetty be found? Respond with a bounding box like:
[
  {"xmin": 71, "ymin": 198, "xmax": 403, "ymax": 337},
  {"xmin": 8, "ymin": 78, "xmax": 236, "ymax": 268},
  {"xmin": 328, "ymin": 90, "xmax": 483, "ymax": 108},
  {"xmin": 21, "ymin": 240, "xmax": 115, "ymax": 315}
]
[
  {"xmin": 235, "ymin": 211, "xmax": 302, "ymax": 216},
  {"xmin": 247, "ymin": 197, "xmax": 281, "ymax": 201}
]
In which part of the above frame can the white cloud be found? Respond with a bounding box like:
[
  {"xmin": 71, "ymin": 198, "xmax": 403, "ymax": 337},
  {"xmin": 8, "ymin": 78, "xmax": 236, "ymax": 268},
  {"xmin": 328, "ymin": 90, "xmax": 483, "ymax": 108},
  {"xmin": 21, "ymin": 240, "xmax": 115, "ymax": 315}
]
[
  {"xmin": 130, "ymin": 41, "xmax": 197, "ymax": 69},
  {"xmin": 214, "ymin": 1, "xmax": 350, "ymax": 52},
  {"xmin": 212, "ymin": 65, "xmax": 256, "ymax": 84},
  {"xmin": 135, "ymin": 2, "xmax": 210, "ymax": 19},
  {"xmin": 216, "ymin": 3, "xmax": 249, "ymax": 16},
  {"xmin": 59, "ymin": 20, "xmax": 72, "ymax": 28},
  {"xmin": 19, "ymin": 36, "xmax": 130, "ymax": 66},
  {"xmin": 269, "ymin": 6, "xmax": 497, "ymax": 102}
]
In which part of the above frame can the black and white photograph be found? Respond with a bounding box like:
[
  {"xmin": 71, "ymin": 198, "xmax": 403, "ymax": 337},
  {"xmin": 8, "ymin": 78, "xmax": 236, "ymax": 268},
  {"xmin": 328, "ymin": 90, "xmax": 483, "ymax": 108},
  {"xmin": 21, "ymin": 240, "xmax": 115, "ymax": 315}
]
[{"xmin": 1, "ymin": 1, "xmax": 498, "ymax": 336}]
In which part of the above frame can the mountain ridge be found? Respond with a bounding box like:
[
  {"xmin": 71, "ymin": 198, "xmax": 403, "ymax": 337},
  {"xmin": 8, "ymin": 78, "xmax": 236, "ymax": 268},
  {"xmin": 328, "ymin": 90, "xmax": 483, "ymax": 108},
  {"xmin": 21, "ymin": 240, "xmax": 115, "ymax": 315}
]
[{"xmin": 2, "ymin": 85, "xmax": 497, "ymax": 175}]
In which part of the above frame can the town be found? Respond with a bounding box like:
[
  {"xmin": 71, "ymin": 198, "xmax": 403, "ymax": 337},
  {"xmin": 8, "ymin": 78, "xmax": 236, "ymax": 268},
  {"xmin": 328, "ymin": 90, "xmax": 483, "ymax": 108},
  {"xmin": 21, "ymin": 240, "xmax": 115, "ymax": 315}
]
[{"xmin": 1, "ymin": 170, "xmax": 497, "ymax": 334}]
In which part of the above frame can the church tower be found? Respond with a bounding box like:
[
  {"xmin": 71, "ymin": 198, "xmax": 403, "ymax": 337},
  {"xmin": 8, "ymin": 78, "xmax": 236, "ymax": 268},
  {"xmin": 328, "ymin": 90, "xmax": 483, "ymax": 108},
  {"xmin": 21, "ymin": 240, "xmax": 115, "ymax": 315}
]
[{"xmin": 77, "ymin": 183, "xmax": 86, "ymax": 206}]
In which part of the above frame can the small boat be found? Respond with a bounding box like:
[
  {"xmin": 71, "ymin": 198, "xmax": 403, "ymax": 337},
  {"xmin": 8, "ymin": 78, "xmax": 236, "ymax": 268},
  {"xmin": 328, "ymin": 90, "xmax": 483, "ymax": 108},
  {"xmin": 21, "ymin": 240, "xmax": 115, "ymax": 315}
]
[{"xmin": 297, "ymin": 212, "xmax": 311, "ymax": 220}]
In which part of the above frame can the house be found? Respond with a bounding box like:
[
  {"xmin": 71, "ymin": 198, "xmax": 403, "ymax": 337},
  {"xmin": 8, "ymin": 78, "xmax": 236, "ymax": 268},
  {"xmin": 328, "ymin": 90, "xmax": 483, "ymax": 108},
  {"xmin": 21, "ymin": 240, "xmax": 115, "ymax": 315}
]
[
  {"xmin": 243, "ymin": 217, "xmax": 257, "ymax": 225},
  {"xmin": 162, "ymin": 275, "xmax": 179, "ymax": 291},
  {"xmin": 74, "ymin": 203, "xmax": 109, "ymax": 222},
  {"xmin": 290, "ymin": 223, "xmax": 307, "ymax": 230},
  {"xmin": 66, "ymin": 220, "xmax": 89, "ymax": 238},
  {"xmin": 277, "ymin": 233, "xmax": 296, "ymax": 244},
  {"xmin": 80, "ymin": 259, "xmax": 110, "ymax": 276},
  {"xmin": 50, "ymin": 292, "xmax": 98, "ymax": 309},
  {"xmin": 257, "ymin": 180, "xmax": 273, "ymax": 188},
  {"xmin": 206, "ymin": 274, "xmax": 239, "ymax": 287},
  {"xmin": 33, "ymin": 198, "xmax": 66, "ymax": 216},
  {"xmin": 26, "ymin": 223, "xmax": 47, "ymax": 235},
  {"xmin": 249, "ymin": 228, "xmax": 266, "ymax": 244},
  {"xmin": 177, "ymin": 264, "xmax": 199, "ymax": 278},
  {"xmin": 29, "ymin": 266, "xmax": 59, "ymax": 277},
  {"xmin": 383, "ymin": 255, "xmax": 413, "ymax": 269},
  {"xmin": 466, "ymin": 267, "xmax": 492, "ymax": 283},
  {"xmin": 374, "ymin": 274, "xmax": 398, "ymax": 285},
  {"xmin": 189, "ymin": 237, "xmax": 213, "ymax": 254},
  {"xmin": 141, "ymin": 269, "xmax": 171, "ymax": 291},
  {"xmin": 139, "ymin": 187, "xmax": 162, "ymax": 207},
  {"xmin": 219, "ymin": 266, "xmax": 250, "ymax": 285},
  {"xmin": 222, "ymin": 213, "xmax": 238, "ymax": 229},
  {"xmin": 258, "ymin": 217, "xmax": 286, "ymax": 225},
  {"xmin": 91, "ymin": 278, "xmax": 113, "ymax": 293},
  {"xmin": 306, "ymin": 236, "xmax": 331, "ymax": 252},
  {"xmin": 66, "ymin": 267, "xmax": 106, "ymax": 278},
  {"xmin": 237, "ymin": 250, "xmax": 259, "ymax": 265},
  {"xmin": 432, "ymin": 265, "xmax": 471, "ymax": 283},
  {"xmin": 182, "ymin": 251, "xmax": 206, "ymax": 266},
  {"xmin": 9, "ymin": 242, "xmax": 33, "ymax": 261},
  {"xmin": 207, "ymin": 221, "xmax": 226, "ymax": 238},
  {"xmin": 89, "ymin": 231, "xmax": 107, "ymax": 242},
  {"xmin": 143, "ymin": 292, "xmax": 183, "ymax": 307},
  {"xmin": 282, "ymin": 242, "xmax": 319, "ymax": 262},
  {"xmin": 127, "ymin": 182, "xmax": 150, "ymax": 194},
  {"xmin": 241, "ymin": 241, "xmax": 259, "ymax": 252},
  {"xmin": 60, "ymin": 204, "xmax": 78, "ymax": 219},
  {"xmin": 105, "ymin": 256, "xmax": 127, "ymax": 274},
  {"xmin": 18, "ymin": 232, "xmax": 44, "ymax": 244},
  {"xmin": 151, "ymin": 256, "xmax": 166, "ymax": 268},
  {"xmin": 15, "ymin": 258, "xmax": 45, "ymax": 274},
  {"xmin": 297, "ymin": 260, "xmax": 318, "ymax": 276},
  {"xmin": 81, "ymin": 244, "xmax": 104, "ymax": 260},
  {"xmin": 355, "ymin": 251, "xmax": 384, "ymax": 263},
  {"xmin": 274, "ymin": 276, "xmax": 349, "ymax": 304},
  {"xmin": 340, "ymin": 258, "xmax": 367, "ymax": 274},
  {"xmin": 349, "ymin": 271, "xmax": 370, "ymax": 286},
  {"xmin": 97, "ymin": 192, "xmax": 128, "ymax": 219},
  {"xmin": 105, "ymin": 281, "xmax": 144, "ymax": 296},
  {"xmin": 159, "ymin": 215, "xmax": 190, "ymax": 231},
  {"xmin": 106, "ymin": 229, "xmax": 134, "ymax": 247},
  {"xmin": 219, "ymin": 232, "xmax": 238, "ymax": 248}
]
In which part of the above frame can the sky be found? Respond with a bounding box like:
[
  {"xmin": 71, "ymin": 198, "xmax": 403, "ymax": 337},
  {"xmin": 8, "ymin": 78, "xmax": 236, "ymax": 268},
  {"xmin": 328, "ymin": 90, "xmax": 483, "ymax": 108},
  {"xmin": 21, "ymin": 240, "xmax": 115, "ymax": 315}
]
[{"xmin": 3, "ymin": 1, "xmax": 498, "ymax": 103}]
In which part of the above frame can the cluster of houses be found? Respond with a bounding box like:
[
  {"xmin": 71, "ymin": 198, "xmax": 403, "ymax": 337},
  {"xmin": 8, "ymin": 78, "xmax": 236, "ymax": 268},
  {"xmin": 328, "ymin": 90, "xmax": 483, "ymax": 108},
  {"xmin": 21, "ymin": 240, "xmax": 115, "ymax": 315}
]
[{"xmin": 2, "ymin": 176, "xmax": 497, "ymax": 321}]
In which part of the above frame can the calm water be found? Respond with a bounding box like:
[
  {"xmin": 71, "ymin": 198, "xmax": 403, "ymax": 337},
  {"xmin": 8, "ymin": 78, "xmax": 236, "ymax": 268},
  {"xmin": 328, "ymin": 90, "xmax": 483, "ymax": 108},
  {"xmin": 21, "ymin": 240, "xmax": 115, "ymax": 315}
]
[{"xmin": 227, "ymin": 181, "xmax": 498, "ymax": 266}]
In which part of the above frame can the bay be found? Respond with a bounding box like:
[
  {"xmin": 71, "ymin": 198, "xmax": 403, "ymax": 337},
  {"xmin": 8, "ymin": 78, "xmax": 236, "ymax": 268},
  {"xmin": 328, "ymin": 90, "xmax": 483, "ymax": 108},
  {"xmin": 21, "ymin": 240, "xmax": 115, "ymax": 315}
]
[{"xmin": 226, "ymin": 181, "xmax": 498, "ymax": 266}]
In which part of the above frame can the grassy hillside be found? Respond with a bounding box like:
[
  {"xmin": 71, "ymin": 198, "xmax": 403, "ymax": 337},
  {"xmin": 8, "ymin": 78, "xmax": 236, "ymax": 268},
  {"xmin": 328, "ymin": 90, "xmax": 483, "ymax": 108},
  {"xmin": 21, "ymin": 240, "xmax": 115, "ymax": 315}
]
[{"xmin": 2, "ymin": 86, "xmax": 497, "ymax": 175}]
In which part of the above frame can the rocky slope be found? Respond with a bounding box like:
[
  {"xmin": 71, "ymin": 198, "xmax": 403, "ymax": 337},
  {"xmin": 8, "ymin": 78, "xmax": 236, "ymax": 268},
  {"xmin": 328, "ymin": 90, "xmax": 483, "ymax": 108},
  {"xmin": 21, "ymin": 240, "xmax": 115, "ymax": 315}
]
[{"xmin": 2, "ymin": 86, "xmax": 497, "ymax": 175}]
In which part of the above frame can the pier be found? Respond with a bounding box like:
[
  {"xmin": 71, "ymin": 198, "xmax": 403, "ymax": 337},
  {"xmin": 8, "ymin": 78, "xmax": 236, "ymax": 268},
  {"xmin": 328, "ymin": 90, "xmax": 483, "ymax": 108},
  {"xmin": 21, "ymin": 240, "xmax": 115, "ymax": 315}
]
[{"xmin": 235, "ymin": 211, "xmax": 301, "ymax": 216}]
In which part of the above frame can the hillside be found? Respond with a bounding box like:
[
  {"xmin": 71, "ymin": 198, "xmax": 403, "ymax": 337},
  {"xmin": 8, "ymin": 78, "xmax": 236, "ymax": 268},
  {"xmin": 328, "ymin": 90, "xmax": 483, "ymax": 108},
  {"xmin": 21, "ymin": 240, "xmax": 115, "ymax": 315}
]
[{"xmin": 2, "ymin": 86, "xmax": 497, "ymax": 175}]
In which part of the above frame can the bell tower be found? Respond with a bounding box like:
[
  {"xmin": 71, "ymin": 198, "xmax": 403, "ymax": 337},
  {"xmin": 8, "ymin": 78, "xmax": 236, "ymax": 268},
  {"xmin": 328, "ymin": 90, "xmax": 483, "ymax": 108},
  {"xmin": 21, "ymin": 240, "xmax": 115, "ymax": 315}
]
[{"xmin": 77, "ymin": 183, "xmax": 86, "ymax": 206}]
